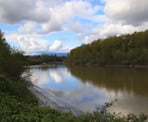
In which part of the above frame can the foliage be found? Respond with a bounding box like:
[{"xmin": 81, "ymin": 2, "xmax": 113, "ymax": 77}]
[
  {"xmin": 66, "ymin": 30, "xmax": 148, "ymax": 66},
  {"xmin": 0, "ymin": 30, "xmax": 27, "ymax": 78},
  {"xmin": 27, "ymin": 55, "xmax": 66, "ymax": 65}
]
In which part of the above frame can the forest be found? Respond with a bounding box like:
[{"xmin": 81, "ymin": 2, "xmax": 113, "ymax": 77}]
[
  {"xmin": 27, "ymin": 55, "xmax": 65, "ymax": 65},
  {"xmin": 66, "ymin": 30, "xmax": 148, "ymax": 66}
]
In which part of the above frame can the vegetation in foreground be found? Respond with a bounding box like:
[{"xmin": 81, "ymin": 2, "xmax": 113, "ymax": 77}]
[
  {"xmin": 66, "ymin": 30, "xmax": 148, "ymax": 66},
  {"xmin": 0, "ymin": 30, "xmax": 148, "ymax": 121}
]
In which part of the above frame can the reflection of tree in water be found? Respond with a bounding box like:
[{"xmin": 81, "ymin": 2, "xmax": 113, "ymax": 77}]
[
  {"xmin": 26, "ymin": 65, "xmax": 58, "ymax": 71},
  {"xmin": 68, "ymin": 66, "xmax": 148, "ymax": 96}
]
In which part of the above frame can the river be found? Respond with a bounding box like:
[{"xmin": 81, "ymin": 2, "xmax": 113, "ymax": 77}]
[{"xmin": 23, "ymin": 65, "xmax": 148, "ymax": 115}]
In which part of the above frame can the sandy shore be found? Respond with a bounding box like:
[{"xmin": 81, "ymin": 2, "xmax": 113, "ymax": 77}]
[{"xmin": 28, "ymin": 85, "xmax": 83, "ymax": 115}]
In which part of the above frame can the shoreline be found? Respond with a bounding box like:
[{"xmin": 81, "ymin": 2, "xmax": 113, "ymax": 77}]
[
  {"xmin": 105, "ymin": 64, "xmax": 148, "ymax": 68},
  {"xmin": 28, "ymin": 85, "xmax": 84, "ymax": 115},
  {"xmin": 67, "ymin": 64, "xmax": 148, "ymax": 68}
]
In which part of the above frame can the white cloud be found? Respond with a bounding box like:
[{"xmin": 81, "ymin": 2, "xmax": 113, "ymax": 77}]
[
  {"xmin": 83, "ymin": 22, "xmax": 148, "ymax": 44},
  {"xmin": 80, "ymin": 0, "xmax": 148, "ymax": 44},
  {"xmin": 2, "ymin": 0, "xmax": 148, "ymax": 54},
  {"xmin": 49, "ymin": 40, "xmax": 62, "ymax": 52},
  {"xmin": 18, "ymin": 21, "xmax": 38, "ymax": 34},
  {"xmin": 6, "ymin": 34, "xmax": 68, "ymax": 55},
  {"xmin": 91, "ymin": 14, "xmax": 109, "ymax": 23},
  {"xmin": 6, "ymin": 34, "xmax": 49, "ymax": 55},
  {"xmin": 0, "ymin": 0, "xmax": 101, "ymax": 33},
  {"xmin": 104, "ymin": 0, "xmax": 148, "ymax": 25},
  {"xmin": 39, "ymin": 19, "xmax": 62, "ymax": 34},
  {"xmin": 94, "ymin": 23, "xmax": 138, "ymax": 37},
  {"xmin": 0, "ymin": 0, "xmax": 51, "ymax": 23},
  {"xmin": 65, "ymin": 21, "xmax": 92, "ymax": 33},
  {"xmin": 39, "ymin": 0, "xmax": 101, "ymax": 34}
]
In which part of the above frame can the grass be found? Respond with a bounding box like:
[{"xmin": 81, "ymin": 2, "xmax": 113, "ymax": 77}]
[{"xmin": 0, "ymin": 74, "xmax": 148, "ymax": 122}]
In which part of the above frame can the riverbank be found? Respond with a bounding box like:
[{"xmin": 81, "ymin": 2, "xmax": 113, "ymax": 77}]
[
  {"xmin": 0, "ymin": 74, "xmax": 87, "ymax": 121},
  {"xmin": 0, "ymin": 74, "xmax": 148, "ymax": 121},
  {"xmin": 67, "ymin": 63, "xmax": 148, "ymax": 68},
  {"xmin": 29, "ymin": 85, "xmax": 83, "ymax": 115},
  {"xmin": 104, "ymin": 64, "xmax": 148, "ymax": 68}
]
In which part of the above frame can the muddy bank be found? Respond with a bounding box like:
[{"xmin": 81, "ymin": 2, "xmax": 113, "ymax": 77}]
[{"xmin": 28, "ymin": 85, "xmax": 83, "ymax": 115}]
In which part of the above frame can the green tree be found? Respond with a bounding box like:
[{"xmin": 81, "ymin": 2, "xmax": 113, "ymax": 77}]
[
  {"xmin": 0, "ymin": 30, "xmax": 26, "ymax": 78},
  {"xmin": 66, "ymin": 30, "xmax": 148, "ymax": 66}
]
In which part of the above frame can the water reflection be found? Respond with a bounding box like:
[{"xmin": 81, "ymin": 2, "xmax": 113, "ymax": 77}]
[
  {"xmin": 28, "ymin": 66, "xmax": 79, "ymax": 90},
  {"xmin": 26, "ymin": 65, "xmax": 148, "ymax": 114},
  {"xmin": 68, "ymin": 66, "xmax": 148, "ymax": 96}
]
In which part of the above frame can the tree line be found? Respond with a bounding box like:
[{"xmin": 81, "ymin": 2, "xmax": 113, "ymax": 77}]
[
  {"xmin": 0, "ymin": 30, "xmax": 27, "ymax": 78},
  {"xmin": 27, "ymin": 55, "xmax": 66, "ymax": 65},
  {"xmin": 66, "ymin": 30, "xmax": 148, "ymax": 66},
  {"xmin": 0, "ymin": 30, "xmax": 66, "ymax": 78}
]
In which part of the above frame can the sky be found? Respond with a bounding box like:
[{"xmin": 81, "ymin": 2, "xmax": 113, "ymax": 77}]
[{"xmin": 0, "ymin": 0, "xmax": 148, "ymax": 55}]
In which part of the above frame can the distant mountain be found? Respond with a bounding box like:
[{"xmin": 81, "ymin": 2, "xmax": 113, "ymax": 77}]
[
  {"xmin": 29, "ymin": 52, "xmax": 68, "ymax": 57},
  {"xmin": 46, "ymin": 52, "xmax": 68, "ymax": 57}
]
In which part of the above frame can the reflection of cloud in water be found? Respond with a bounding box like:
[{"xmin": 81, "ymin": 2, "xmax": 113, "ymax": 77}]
[
  {"xmin": 30, "ymin": 70, "xmax": 51, "ymax": 85},
  {"xmin": 61, "ymin": 83, "xmax": 118, "ymax": 112},
  {"xmin": 26, "ymin": 66, "xmax": 148, "ymax": 115},
  {"xmin": 30, "ymin": 69, "xmax": 63, "ymax": 86},
  {"xmin": 50, "ymin": 71, "xmax": 62, "ymax": 84},
  {"xmin": 30, "ymin": 68, "xmax": 70, "ymax": 88}
]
